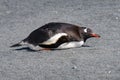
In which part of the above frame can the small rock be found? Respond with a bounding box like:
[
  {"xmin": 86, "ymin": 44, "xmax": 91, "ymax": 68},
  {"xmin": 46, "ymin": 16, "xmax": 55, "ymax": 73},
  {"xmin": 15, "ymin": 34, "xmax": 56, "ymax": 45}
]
[
  {"xmin": 108, "ymin": 71, "xmax": 111, "ymax": 74},
  {"xmin": 115, "ymin": 17, "xmax": 119, "ymax": 20},
  {"xmin": 72, "ymin": 65, "xmax": 77, "ymax": 69}
]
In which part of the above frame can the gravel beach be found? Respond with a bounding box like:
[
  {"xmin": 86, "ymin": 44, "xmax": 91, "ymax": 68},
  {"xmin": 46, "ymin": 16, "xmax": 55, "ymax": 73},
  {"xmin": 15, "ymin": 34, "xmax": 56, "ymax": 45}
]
[{"xmin": 0, "ymin": 0, "xmax": 120, "ymax": 80}]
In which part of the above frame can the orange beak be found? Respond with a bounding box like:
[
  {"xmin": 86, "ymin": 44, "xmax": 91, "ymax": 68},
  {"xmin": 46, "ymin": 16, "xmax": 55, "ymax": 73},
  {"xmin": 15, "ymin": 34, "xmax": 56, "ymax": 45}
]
[{"xmin": 90, "ymin": 33, "xmax": 100, "ymax": 38}]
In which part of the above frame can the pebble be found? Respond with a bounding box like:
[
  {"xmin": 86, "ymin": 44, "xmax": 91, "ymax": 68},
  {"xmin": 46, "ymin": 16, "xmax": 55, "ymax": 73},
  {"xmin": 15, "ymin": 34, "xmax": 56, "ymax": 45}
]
[
  {"xmin": 115, "ymin": 17, "xmax": 119, "ymax": 20},
  {"xmin": 72, "ymin": 65, "xmax": 77, "ymax": 69}
]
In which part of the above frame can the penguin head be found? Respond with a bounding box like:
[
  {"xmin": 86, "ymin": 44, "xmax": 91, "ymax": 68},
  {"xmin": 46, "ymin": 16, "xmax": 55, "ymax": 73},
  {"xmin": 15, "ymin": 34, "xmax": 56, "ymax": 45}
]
[{"xmin": 80, "ymin": 27, "xmax": 100, "ymax": 42}]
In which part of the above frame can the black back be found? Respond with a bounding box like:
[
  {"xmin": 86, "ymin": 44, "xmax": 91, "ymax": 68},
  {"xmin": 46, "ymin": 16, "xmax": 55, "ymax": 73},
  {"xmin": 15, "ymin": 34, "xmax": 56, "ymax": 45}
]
[{"xmin": 24, "ymin": 22, "xmax": 83, "ymax": 45}]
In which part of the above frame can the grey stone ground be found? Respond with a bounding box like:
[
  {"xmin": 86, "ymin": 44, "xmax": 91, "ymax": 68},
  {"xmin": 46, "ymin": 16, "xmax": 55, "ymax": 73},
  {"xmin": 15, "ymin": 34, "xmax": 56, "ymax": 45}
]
[{"xmin": 0, "ymin": 0, "xmax": 120, "ymax": 80}]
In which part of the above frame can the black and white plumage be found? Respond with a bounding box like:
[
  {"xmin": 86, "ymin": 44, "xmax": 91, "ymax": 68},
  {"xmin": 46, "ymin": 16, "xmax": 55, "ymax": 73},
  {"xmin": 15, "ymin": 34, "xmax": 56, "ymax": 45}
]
[{"xmin": 10, "ymin": 22, "xmax": 100, "ymax": 50}]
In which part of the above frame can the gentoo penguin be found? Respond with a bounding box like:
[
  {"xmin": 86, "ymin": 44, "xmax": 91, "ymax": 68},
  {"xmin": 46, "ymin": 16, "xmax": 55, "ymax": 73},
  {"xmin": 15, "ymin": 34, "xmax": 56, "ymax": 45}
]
[{"xmin": 10, "ymin": 22, "xmax": 100, "ymax": 50}]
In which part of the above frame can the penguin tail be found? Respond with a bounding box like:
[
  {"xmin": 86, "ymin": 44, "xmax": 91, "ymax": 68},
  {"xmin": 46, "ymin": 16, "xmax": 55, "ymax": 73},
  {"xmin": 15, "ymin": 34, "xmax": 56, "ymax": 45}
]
[
  {"xmin": 10, "ymin": 41, "xmax": 27, "ymax": 47},
  {"xmin": 10, "ymin": 43, "xmax": 22, "ymax": 47}
]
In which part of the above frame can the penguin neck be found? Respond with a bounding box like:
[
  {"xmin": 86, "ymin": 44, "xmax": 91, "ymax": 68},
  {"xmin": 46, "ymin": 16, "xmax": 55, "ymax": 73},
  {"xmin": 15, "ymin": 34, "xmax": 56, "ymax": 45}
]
[{"xmin": 83, "ymin": 36, "xmax": 91, "ymax": 42}]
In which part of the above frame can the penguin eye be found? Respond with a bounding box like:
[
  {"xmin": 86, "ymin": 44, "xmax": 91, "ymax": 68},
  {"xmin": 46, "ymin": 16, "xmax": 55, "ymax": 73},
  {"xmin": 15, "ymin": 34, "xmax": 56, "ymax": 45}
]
[{"xmin": 84, "ymin": 28, "xmax": 87, "ymax": 33}]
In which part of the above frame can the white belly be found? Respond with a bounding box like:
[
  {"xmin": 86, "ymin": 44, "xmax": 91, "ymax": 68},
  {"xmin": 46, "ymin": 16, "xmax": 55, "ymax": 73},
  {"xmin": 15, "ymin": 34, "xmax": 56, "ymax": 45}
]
[
  {"xmin": 57, "ymin": 41, "xmax": 84, "ymax": 49},
  {"xmin": 24, "ymin": 40, "xmax": 84, "ymax": 50}
]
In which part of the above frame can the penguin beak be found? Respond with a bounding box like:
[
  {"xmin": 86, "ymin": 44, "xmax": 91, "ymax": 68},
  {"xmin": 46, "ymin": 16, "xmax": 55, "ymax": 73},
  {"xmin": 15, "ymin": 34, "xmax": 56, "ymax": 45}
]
[{"xmin": 90, "ymin": 33, "xmax": 100, "ymax": 38}]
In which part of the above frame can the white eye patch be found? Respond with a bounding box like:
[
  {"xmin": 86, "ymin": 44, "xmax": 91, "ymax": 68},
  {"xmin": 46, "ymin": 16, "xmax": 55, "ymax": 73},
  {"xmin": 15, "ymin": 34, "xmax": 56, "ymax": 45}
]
[{"xmin": 84, "ymin": 28, "xmax": 87, "ymax": 33}]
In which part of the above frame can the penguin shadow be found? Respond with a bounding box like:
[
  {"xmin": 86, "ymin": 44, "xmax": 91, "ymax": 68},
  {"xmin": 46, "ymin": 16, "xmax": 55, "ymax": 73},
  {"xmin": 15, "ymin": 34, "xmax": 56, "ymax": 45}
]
[
  {"xmin": 11, "ymin": 47, "xmax": 65, "ymax": 52},
  {"xmin": 11, "ymin": 47, "xmax": 71, "ymax": 52},
  {"xmin": 11, "ymin": 47, "xmax": 37, "ymax": 52},
  {"xmin": 11, "ymin": 45, "xmax": 90, "ymax": 52},
  {"xmin": 82, "ymin": 45, "xmax": 90, "ymax": 47}
]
